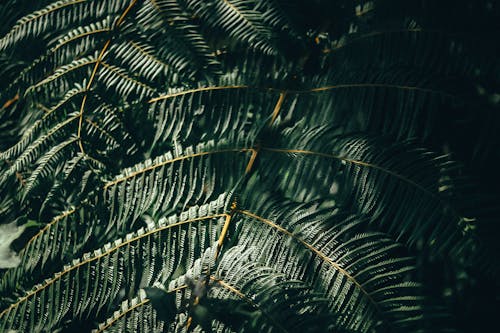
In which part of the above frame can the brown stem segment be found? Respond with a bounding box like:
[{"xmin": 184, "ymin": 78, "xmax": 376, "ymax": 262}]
[
  {"xmin": 214, "ymin": 201, "xmax": 238, "ymax": 260},
  {"xmin": 245, "ymin": 146, "xmax": 260, "ymax": 174},
  {"xmin": 269, "ymin": 91, "xmax": 286, "ymax": 125}
]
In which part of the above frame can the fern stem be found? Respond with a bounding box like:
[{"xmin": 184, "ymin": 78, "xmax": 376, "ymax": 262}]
[
  {"xmin": 103, "ymin": 148, "xmax": 253, "ymax": 190},
  {"xmin": 149, "ymin": 83, "xmax": 453, "ymax": 104},
  {"xmin": 260, "ymin": 147, "xmax": 445, "ymax": 209},
  {"xmin": 244, "ymin": 147, "xmax": 260, "ymax": 174},
  {"xmin": 269, "ymin": 91, "xmax": 286, "ymax": 125}
]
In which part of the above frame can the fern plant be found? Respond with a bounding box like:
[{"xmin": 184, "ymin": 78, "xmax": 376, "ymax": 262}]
[{"xmin": 0, "ymin": 0, "xmax": 499, "ymax": 332}]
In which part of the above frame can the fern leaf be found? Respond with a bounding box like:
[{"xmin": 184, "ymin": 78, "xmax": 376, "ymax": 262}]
[
  {"xmin": 0, "ymin": 196, "xmax": 227, "ymax": 332},
  {"xmin": 104, "ymin": 141, "xmax": 252, "ymax": 232},
  {"xmin": 258, "ymin": 129, "xmax": 471, "ymax": 253}
]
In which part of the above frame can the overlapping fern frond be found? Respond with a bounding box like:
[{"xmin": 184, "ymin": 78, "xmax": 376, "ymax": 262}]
[{"xmin": 1, "ymin": 0, "xmax": 498, "ymax": 332}]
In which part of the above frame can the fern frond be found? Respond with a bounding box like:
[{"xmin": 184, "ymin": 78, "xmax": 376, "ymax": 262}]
[
  {"xmin": 22, "ymin": 136, "xmax": 78, "ymax": 199},
  {"xmin": 0, "ymin": 113, "xmax": 79, "ymax": 186},
  {"xmin": 139, "ymin": 0, "xmax": 220, "ymax": 78},
  {"xmin": 0, "ymin": 117, "xmax": 46, "ymax": 162},
  {"xmin": 148, "ymin": 246, "xmax": 339, "ymax": 332},
  {"xmin": 0, "ymin": 0, "xmax": 126, "ymax": 52},
  {"xmin": 97, "ymin": 61, "xmax": 159, "ymax": 100},
  {"xmin": 147, "ymin": 87, "xmax": 277, "ymax": 150},
  {"xmin": 104, "ymin": 141, "xmax": 252, "ymax": 232},
  {"xmin": 2, "ymin": 18, "xmax": 111, "ymax": 100},
  {"xmin": 0, "ymin": 196, "xmax": 227, "ymax": 332},
  {"xmin": 0, "ymin": 1, "xmax": 496, "ymax": 331},
  {"xmin": 92, "ymin": 290, "xmax": 162, "ymax": 333},
  {"xmin": 187, "ymin": 0, "xmax": 279, "ymax": 55},
  {"xmin": 209, "ymin": 247, "xmax": 339, "ymax": 332},
  {"xmin": 257, "ymin": 129, "xmax": 470, "ymax": 253},
  {"xmin": 112, "ymin": 40, "xmax": 174, "ymax": 82},
  {"xmin": 231, "ymin": 192, "xmax": 426, "ymax": 332},
  {"xmin": 0, "ymin": 204, "xmax": 88, "ymax": 293},
  {"xmin": 26, "ymin": 55, "xmax": 96, "ymax": 97}
]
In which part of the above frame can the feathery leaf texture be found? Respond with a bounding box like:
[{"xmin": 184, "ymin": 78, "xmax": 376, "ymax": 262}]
[{"xmin": 1, "ymin": 0, "xmax": 498, "ymax": 332}]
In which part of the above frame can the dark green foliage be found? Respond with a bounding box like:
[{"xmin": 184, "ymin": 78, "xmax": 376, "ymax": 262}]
[{"xmin": 0, "ymin": 0, "xmax": 499, "ymax": 332}]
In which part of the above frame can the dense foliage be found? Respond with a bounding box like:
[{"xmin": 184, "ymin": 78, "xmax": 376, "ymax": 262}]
[{"xmin": 0, "ymin": 0, "xmax": 499, "ymax": 332}]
